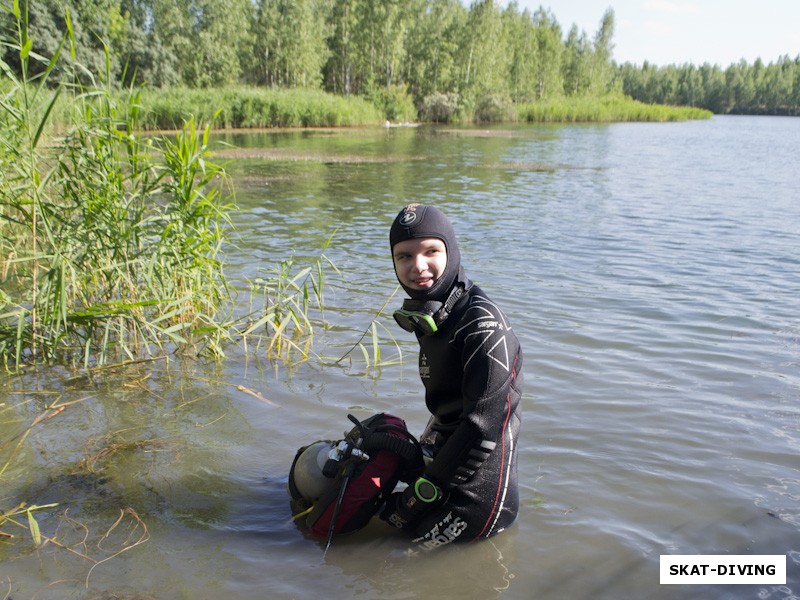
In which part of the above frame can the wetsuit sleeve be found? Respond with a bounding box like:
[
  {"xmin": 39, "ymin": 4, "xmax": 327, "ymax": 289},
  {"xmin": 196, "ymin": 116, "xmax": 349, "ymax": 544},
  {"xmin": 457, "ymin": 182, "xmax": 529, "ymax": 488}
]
[{"xmin": 425, "ymin": 297, "xmax": 522, "ymax": 489}]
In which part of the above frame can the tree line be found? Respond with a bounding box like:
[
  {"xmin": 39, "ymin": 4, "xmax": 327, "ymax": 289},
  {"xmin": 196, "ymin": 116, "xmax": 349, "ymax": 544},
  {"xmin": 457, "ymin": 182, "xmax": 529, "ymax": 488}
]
[
  {"xmin": 619, "ymin": 57, "xmax": 800, "ymax": 116},
  {"xmin": 0, "ymin": 0, "xmax": 613, "ymax": 110},
  {"xmin": 2, "ymin": 0, "xmax": 798, "ymax": 116}
]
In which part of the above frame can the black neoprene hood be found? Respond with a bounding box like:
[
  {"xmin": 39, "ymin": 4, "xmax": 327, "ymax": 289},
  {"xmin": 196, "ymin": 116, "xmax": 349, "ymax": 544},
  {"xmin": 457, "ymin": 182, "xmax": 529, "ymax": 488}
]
[{"xmin": 389, "ymin": 204, "xmax": 462, "ymax": 301}]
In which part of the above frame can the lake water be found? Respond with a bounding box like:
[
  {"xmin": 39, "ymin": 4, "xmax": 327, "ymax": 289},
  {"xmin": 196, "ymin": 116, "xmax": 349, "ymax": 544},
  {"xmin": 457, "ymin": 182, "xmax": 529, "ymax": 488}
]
[{"xmin": 1, "ymin": 116, "xmax": 799, "ymax": 599}]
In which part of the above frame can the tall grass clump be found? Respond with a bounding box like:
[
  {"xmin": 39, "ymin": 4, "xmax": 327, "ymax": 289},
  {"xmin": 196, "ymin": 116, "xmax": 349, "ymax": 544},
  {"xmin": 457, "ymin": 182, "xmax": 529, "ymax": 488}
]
[
  {"xmin": 138, "ymin": 86, "xmax": 385, "ymax": 130},
  {"xmin": 0, "ymin": 2, "xmax": 233, "ymax": 368},
  {"xmin": 517, "ymin": 94, "xmax": 712, "ymax": 122},
  {"xmin": 365, "ymin": 84, "xmax": 417, "ymax": 122},
  {"xmin": 240, "ymin": 232, "xmax": 340, "ymax": 364}
]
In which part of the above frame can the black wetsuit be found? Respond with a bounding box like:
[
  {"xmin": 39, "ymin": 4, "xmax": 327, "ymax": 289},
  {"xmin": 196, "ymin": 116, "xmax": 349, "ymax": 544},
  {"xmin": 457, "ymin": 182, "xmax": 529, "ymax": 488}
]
[
  {"xmin": 410, "ymin": 283, "xmax": 523, "ymax": 550},
  {"xmin": 386, "ymin": 203, "xmax": 523, "ymax": 550}
]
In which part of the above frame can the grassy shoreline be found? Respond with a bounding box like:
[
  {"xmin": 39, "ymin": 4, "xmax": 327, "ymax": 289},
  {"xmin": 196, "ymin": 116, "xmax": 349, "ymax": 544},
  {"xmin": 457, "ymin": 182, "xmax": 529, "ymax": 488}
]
[
  {"xmin": 517, "ymin": 94, "xmax": 713, "ymax": 122},
  {"xmin": 45, "ymin": 86, "xmax": 713, "ymax": 131},
  {"xmin": 139, "ymin": 87, "xmax": 713, "ymax": 128}
]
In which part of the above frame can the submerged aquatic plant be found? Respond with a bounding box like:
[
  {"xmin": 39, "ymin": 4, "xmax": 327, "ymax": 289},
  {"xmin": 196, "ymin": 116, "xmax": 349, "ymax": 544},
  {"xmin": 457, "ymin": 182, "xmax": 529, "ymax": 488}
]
[
  {"xmin": 0, "ymin": 499, "xmax": 150, "ymax": 588},
  {"xmin": 0, "ymin": 502, "xmax": 59, "ymax": 546}
]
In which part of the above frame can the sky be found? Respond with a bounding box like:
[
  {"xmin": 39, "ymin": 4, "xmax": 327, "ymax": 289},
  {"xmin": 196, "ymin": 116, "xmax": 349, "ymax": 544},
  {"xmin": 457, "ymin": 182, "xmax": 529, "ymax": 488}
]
[{"xmin": 506, "ymin": 0, "xmax": 800, "ymax": 67}]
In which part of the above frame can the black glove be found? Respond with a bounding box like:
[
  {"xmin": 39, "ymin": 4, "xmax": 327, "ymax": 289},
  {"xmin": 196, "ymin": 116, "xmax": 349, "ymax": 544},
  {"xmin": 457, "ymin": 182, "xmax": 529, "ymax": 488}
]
[{"xmin": 380, "ymin": 476, "xmax": 442, "ymax": 530}]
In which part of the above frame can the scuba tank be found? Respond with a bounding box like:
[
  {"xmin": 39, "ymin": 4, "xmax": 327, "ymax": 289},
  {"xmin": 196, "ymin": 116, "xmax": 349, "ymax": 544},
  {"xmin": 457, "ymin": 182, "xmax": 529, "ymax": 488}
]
[{"xmin": 288, "ymin": 413, "xmax": 423, "ymax": 541}]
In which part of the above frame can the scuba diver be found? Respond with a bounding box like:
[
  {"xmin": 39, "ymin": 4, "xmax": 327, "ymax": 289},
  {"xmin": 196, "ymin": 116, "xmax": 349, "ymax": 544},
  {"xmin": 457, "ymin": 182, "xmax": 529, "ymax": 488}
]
[
  {"xmin": 380, "ymin": 203, "xmax": 523, "ymax": 551},
  {"xmin": 288, "ymin": 203, "xmax": 522, "ymax": 553}
]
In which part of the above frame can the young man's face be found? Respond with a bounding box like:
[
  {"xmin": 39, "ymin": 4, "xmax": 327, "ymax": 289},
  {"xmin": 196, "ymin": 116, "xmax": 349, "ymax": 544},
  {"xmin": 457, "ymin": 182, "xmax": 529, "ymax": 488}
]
[{"xmin": 392, "ymin": 237, "xmax": 447, "ymax": 292}]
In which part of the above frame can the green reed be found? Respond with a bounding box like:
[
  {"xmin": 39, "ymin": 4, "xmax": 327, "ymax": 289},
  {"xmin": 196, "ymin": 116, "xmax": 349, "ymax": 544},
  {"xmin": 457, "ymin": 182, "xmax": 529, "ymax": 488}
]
[
  {"xmin": 0, "ymin": 3, "xmax": 234, "ymax": 367},
  {"xmin": 138, "ymin": 85, "xmax": 386, "ymax": 130},
  {"xmin": 240, "ymin": 231, "xmax": 340, "ymax": 364},
  {"xmin": 516, "ymin": 94, "xmax": 713, "ymax": 123},
  {"xmin": 0, "ymin": 3, "xmax": 350, "ymax": 574},
  {"xmin": 335, "ymin": 284, "xmax": 405, "ymax": 373}
]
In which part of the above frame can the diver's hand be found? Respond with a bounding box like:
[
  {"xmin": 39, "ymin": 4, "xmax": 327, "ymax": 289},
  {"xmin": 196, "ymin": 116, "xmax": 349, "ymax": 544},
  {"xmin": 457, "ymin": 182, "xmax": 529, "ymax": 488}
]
[
  {"xmin": 380, "ymin": 488, "xmax": 421, "ymax": 530},
  {"xmin": 380, "ymin": 477, "xmax": 442, "ymax": 530}
]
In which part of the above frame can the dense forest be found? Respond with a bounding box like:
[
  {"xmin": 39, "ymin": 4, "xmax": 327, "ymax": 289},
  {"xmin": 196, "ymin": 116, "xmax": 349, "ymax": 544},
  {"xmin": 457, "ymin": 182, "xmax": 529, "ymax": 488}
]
[
  {"xmin": 2, "ymin": 0, "xmax": 798, "ymax": 116},
  {"xmin": 619, "ymin": 58, "xmax": 800, "ymax": 116}
]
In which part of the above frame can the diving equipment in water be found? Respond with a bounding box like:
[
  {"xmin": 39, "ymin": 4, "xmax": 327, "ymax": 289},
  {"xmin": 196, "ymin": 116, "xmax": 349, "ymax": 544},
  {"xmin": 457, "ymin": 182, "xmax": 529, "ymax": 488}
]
[
  {"xmin": 290, "ymin": 441, "xmax": 339, "ymax": 502},
  {"xmin": 288, "ymin": 413, "xmax": 423, "ymax": 545}
]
